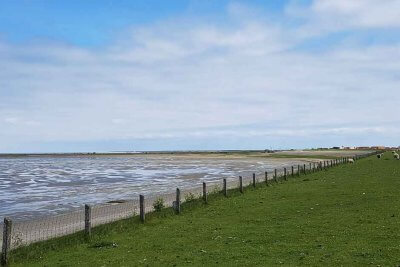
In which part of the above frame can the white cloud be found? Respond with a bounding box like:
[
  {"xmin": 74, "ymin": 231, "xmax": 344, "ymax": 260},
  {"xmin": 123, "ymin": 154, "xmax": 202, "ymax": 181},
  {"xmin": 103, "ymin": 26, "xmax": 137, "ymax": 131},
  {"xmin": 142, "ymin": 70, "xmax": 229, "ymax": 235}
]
[
  {"xmin": 0, "ymin": 2, "xmax": 399, "ymax": 151},
  {"xmin": 4, "ymin": 117, "xmax": 19, "ymax": 124},
  {"xmin": 287, "ymin": 0, "xmax": 400, "ymax": 33},
  {"xmin": 312, "ymin": 0, "xmax": 400, "ymax": 27}
]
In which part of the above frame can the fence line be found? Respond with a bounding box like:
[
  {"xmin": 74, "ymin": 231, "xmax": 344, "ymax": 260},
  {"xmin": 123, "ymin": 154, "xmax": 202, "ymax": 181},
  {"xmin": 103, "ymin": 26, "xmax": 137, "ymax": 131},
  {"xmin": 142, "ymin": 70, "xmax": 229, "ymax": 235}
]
[{"xmin": 0, "ymin": 152, "xmax": 378, "ymax": 265}]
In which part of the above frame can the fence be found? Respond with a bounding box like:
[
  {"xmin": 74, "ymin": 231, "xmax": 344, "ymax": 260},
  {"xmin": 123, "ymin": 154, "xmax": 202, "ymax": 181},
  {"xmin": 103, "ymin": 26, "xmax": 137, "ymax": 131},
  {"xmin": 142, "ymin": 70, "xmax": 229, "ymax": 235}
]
[{"xmin": 1, "ymin": 152, "xmax": 378, "ymax": 265}]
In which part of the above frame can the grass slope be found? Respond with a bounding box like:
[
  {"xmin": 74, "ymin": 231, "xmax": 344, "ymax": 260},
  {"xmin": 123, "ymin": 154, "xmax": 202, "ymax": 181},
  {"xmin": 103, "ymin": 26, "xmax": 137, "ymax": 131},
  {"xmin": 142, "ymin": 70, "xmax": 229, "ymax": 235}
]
[{"xmin": 9, "ymin": 153, "xmax": 400, "ymax": 266}]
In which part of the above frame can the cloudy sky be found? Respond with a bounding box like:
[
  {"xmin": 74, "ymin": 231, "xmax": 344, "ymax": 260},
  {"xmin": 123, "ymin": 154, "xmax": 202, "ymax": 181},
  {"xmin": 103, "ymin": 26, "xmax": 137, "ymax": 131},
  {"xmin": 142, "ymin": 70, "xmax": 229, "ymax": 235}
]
[{"xmin": 0, "ymin": 0, "xmax": 399, "ymax": 153}]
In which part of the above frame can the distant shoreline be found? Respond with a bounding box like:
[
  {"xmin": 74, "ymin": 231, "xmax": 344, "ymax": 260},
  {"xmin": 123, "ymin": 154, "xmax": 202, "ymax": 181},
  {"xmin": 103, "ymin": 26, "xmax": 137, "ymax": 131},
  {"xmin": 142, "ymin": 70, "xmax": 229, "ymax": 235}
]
[
  {"xmin": 0, "ymin": 149, "xmax": 377, "ymax": 158},
  {"xmin": 0, "ymin": 150, "xmax": 269, "ymax": 158}
]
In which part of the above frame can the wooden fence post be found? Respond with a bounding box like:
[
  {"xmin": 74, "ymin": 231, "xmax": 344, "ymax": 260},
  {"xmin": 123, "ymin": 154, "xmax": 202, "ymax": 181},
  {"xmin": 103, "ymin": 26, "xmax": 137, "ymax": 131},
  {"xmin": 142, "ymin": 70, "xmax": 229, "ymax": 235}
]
[
  {"xmin": 84, "ymin": 204, "xmax": 91, "ymax": 236},
  {"xmin": 291, "ymin": 166, "xmax": 294, "ymax": 177},
  {"xmin": 313, "ymin": 162, "xmax": 316, "ymax": 172},
  {"xmin": 223, "ymin": 179, "xmax": 227, "ymax": 197},
  {"xmin": 303, "ymin": 164, "xmax": 306, "ymax": 174},
  {"xmin": 274, "ymin": 169, "xmax": 278, "ymax": 182},
  {"xmin": 239, "ymin": 176, "xmax": 243, "ymax": 193},
  {"xmin": 297, "ymin": 165, "xmax": 300, "ymax": 176},
  {"xmin": 175, "ymin": 188, "xmax": 181, "ymax": 214},
  {"xmin": 203, "ymin": 182, "xmax": 207, "ymax": 203},
  {"xmin": 265, "ymin": 171, "xmax": 268, "ymax": 185},
  {"xmin": 284, "ymin": 168, "xmax": 287, "ymax": 181},
  {"xmin": 139, "ymin": 195, "xmax": 145, "ymax": 222},
  {"xmin": 252, "ymin": 173, "xmax": 256, "ymax": 188},
  {"xmin": 309, "ymin": 163, "xmax": 312, "ymax": 172},
  {"xmin": 1, "ymin": 218, "xmax": 12, "ymax": 267}
]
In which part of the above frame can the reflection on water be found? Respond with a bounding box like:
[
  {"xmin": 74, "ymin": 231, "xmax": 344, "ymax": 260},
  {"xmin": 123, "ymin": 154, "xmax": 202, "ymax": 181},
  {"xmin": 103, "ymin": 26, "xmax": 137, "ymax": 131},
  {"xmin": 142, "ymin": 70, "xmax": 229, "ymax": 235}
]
[{"xmin": 0, "ymin": 155, "xmax": 310, "ymax": 220}]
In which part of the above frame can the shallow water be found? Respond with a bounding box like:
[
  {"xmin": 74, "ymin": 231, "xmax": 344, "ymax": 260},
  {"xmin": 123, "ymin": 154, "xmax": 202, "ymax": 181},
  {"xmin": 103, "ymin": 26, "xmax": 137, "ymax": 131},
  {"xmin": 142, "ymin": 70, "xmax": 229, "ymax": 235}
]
[{"xmin": 0, "ymin": 155, "xmax": 311, "ymax": 220}]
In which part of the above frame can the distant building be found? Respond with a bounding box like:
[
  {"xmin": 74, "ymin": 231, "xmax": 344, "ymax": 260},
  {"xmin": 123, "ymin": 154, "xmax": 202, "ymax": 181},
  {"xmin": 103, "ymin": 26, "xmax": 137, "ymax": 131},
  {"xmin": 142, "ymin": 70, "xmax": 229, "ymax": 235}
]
[
  {"xmin": 371, "ymin": 146, "xmax": 386, "ymax": 150},
  {"xmin": 264, "ymin": 149, "xmax": 274, "ymax": 153}
]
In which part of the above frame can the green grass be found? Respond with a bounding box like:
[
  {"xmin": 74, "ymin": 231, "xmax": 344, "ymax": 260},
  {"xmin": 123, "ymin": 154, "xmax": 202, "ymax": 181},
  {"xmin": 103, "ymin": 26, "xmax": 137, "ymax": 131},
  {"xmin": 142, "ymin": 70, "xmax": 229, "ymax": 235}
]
[
  {"xmin": 9, "ymin": 152, "xmax": 400, "ymax": 266},
  {"xmin": 262, "ymin": 154, "xmax": 341, "ymax": 159}
]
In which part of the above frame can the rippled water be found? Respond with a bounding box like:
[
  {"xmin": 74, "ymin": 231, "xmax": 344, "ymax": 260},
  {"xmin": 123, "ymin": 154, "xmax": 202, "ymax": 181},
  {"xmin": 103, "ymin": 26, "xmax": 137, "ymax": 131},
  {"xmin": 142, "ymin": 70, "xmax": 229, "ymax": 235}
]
[{"xmin": 0, "ymin": 155, "xmax": 310, "ymax": 220}]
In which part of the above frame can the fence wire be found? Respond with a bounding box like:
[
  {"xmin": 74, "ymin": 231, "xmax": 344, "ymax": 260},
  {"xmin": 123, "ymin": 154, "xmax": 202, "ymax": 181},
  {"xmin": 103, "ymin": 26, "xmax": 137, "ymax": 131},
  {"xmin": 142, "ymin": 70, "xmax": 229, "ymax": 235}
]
[{"xmin": 10, "ymin": 208, "xmax": 84, "ymax": 249}]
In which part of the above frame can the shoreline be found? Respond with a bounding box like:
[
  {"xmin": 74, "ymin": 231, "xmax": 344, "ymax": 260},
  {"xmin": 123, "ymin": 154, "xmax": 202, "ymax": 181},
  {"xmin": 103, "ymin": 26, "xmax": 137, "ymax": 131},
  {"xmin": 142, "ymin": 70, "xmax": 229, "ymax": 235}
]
[{"xmin": 0, "ymin": 149, "xmax": 374, "ymax": 158}]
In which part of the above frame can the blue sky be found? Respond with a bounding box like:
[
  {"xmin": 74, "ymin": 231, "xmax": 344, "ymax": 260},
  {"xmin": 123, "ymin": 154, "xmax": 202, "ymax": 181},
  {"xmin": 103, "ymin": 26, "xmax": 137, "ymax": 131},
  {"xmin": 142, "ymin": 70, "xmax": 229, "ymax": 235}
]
[
  {"xmin": 0, "ymin": 0, "xmax": 399, "ymax": 152},
  {"xmin": 0, "ymin": 0, "xmax": 290, "ymax": 46}
]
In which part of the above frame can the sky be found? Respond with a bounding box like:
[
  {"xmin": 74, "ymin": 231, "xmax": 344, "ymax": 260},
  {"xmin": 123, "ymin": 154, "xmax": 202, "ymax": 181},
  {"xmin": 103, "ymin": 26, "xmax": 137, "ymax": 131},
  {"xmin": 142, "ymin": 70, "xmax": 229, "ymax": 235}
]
[{"xmin": 0, "ymin": 0, "xmax": 399, "ymax": 153}]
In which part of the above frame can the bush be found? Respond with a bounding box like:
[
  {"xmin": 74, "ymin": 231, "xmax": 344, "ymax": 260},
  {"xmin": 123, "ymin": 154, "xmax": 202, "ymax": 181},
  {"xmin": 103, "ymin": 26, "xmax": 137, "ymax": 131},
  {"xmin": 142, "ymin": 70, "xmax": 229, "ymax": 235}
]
[
  {"xmin": 184, "ymin": 192, "xmax": 196, "ymax": 202},
  {"xmin": 153, "ymin": 198, "xmax": 165, "ymax": 212},
  {"xmin": 211, "ymin": 185, "xmax": 221, "ymax": 194}
]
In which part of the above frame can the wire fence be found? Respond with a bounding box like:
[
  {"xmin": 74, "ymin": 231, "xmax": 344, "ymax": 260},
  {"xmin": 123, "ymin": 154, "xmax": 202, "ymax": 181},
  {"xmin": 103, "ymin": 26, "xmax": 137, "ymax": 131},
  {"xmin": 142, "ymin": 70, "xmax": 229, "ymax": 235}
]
[{"xmin": 1, "ymin": 153, "xmax": 378, "ymax": 265}]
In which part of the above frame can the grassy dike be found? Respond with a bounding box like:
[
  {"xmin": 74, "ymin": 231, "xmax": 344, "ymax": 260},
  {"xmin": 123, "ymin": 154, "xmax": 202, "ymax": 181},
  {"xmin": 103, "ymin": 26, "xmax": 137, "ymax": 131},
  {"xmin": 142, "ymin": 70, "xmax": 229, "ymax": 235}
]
[{"xmin": 9, "ymin": 152, "xmax": 400, "ymax": 266}]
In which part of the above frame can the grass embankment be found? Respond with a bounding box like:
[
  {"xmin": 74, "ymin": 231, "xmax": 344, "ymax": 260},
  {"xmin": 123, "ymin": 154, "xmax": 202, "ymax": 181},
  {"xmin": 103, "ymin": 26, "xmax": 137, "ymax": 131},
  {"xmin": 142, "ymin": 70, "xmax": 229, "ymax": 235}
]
[
  {"xmin": 263, "ymin": 154, "xmax": 340, "ymax": 159},
  {"xmin": 9, "ymin": 153, "xmax": 400, "ymax": 266}
]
